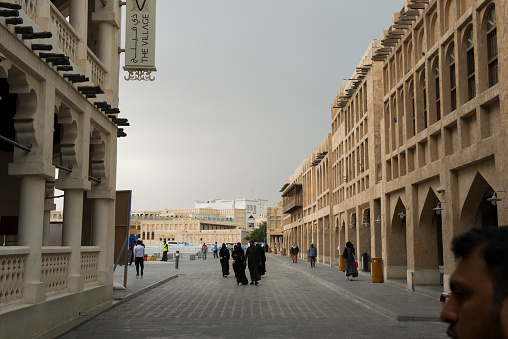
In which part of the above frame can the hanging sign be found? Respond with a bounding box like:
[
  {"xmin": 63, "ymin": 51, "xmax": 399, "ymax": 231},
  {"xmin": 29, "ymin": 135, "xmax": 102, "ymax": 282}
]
[{"xmin": 124, "ymin": 0, "xmax": 157, "ymax": 81}]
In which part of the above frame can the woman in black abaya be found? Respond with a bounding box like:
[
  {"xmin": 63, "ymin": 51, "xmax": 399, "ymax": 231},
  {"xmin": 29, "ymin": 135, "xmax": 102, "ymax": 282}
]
[
  {"xmin": 232, "ymin": 242, "xmax": 248, "ymax": 285},
  {"xmin": 219, "ymin": 243, "xmax": 230, "ymax": 277}
]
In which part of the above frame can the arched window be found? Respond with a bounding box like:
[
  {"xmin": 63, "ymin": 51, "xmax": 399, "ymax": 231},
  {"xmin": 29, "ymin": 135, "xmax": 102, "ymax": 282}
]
[
  {"xmin": 430, "ymin": 13, "xmax": 439, "ymax": 47},
  {"xmin": 487, "ymin": 7, "xmax": 497, "ymax": 87},
  {"xmin": 151, "ymin": 232, "xmax": 154, "ymax": 240},
  {"xmin": 466, "ymin": 28, "xmax": 475, "ymax": 100},
  {"xmin": 407, "ymin": 41, "xmax": 413, "ymax": 69},
  {"xmin": 410, "ymin": 81, "xmax": 415, "ymax": 137},
  {"xmin": 423, "ymin": 79, "xmax": 428, "ymax": 129},
  {"xmin": 444, "ymin": 0, "xmax": 456, "ymax": 32},
  {"xmin": 142, "ymin": 232, "xmax": 145, "ymax": 239},
  {"xmin": 435, "ymin": 64, "xmax": 441, "ymax": 121},
  {"xmin": 450, "ymin": 46, "xmax": 457, "ymax": 111}
]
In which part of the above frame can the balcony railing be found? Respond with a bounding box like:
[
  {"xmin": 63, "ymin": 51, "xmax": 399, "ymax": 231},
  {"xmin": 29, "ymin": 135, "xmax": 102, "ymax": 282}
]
[
  {"xmin": 87, "ymin": 49, "xmax": 107, "ymax": 89},
  {"xmin": 50, "ymin": 5, "xmax": 78, "ymax": 64},
  {"xmin": 14, "ymin": 0, "xmax": 37, "ymax": 22},
  {"xmin": 0, "ymin": 247, "xmax": 30, "ymax": 304},
  {"xmin": 283, "ymin": 195, "xmax": 303, "ymax": 214},
  {"xmin": 81, "ymin": 246, "xmax": 99, "ymax": 284},
  {"xmin": 1, "ymin": 246, "xmax": 102, "ymax": 306},
  {"xmin": 41, "ymin": 247, "xmax": 71, "ymax": 293}
]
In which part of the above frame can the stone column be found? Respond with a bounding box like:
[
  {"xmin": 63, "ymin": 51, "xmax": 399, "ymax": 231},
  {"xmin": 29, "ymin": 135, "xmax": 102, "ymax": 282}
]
[
  {"xmin": 43, "ymin": 180, "xmax": 56, "ymax": 246},
  {"xmin": 95, "ymin": 20, "xmax": 117, "ymax": 102},
  {"xmin": 17, "ymin": 175, "xmax": 46, "ymax": 304},
  {"xmin": 36, "ymin": 0, "xmax": 51, "ymax": 30},
  {"xmin": 70, "ymin": 0, "xmax": 88, "ymax": 72},
  {"xmin": 92, "ymin": 198, "xmax": 112, "ymax": 284},
  {"xmin": 62, "ymin": 189, "xmax": 85, "ymax": 293}
]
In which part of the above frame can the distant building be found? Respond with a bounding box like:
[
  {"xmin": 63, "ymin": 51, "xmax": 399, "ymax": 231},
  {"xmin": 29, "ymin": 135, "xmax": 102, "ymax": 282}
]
[
  {"xmin": 255, "ymin": 215, "xmax": 267, "ymax": 227},
  {"xmin": 195, "ymin": 198, "xmax": 268, "ymax": 229},
  {"xmin": 130, "ymin": 208, "xmax": 249, "ymax": 246},
  {"xmin": 266, "ymin": 201, "xmax": 283, "ymax": 251}
]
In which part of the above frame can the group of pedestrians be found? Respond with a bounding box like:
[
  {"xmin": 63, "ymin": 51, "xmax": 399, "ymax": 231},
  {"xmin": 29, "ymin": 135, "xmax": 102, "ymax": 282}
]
[
  {"xmin": 289, "ymin": 243, "xmax": 318, "ymax": 268},
  {"xmin": 287, "ymin": 242, "xmax": 357, "ymax": 280},
  {"xmin": 218, "ymin": 240, "xmax": 266, "ymax": 285}
]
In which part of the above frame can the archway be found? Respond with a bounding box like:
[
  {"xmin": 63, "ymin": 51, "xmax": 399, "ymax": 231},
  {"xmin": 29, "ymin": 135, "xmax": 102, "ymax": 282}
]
[
  {"xmin": 386, "ymin": 198, "xmax": 407, "ymax": 278},
  {"xmin": 413, "ymin": 188, "xmax": 443, "ymax": 285},
  {"xmin": 460, "ymin": 172, "xmax": 498, "ymax": 232}
]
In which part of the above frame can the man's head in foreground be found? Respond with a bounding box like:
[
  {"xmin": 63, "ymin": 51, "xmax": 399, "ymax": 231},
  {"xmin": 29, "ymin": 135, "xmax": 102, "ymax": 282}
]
[{"xmin": 441, "ymin": 226, "xmax": 508, "ymax": 339}]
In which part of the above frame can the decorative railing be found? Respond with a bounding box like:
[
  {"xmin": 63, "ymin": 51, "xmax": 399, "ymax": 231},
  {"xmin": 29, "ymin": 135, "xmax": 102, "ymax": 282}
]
[
  {"xmin": 50, "ymin": 4, "xmax": 78, "ymax": 63},
  {"xmin": 0, "ymin": 247, "xmax": 30, "ymax": 304},
  {"xmin": 41, "ymin": 247, "xmax": 70, "ymax": 293},
  {"xmin": 14, "ymin": 0, "xmax": 38, "ymax": 22},
  {"xmin": 81, "ymin": 247, "xmax": 99, "ymax": 284},
  {"xmin": 283, "ymin": 195, "xmax": 303, "ymax": 214},
  {"xmin": 87, "ymin": 49, "xmax": 106, "ymax": 89}
]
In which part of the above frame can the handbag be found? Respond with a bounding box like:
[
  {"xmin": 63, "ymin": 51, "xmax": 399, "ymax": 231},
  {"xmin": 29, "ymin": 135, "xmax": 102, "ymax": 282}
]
[{"xmin": 355, "ymin": 261, "xmax": 358, "ymax": 267}]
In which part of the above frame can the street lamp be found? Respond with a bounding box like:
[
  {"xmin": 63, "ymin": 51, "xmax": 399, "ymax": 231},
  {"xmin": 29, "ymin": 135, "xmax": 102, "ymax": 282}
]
[
  {"xmin": 487, "ymin": 191, "xmax": 506, "ymax": 205},
  {"xmin": 433, "ymin": 201, "xmax": 446, "ymax": 215}
]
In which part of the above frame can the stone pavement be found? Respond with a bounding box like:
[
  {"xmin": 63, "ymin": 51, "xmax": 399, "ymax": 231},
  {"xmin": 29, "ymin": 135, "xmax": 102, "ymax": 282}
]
[
  {"xmin": 48, "ymin": 253, "xmax": 448, "ymax": 338},
  {"xmin": 270, "ymin": 254, "xmax": 442, "ymax": 322}
]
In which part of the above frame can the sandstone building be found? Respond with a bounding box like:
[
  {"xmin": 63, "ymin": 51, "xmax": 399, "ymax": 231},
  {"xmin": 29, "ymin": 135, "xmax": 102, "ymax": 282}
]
[
  {"xmin": 266, "ymin": 201, "xmax": 283, "ymax": 251},
  {"xmin": 280, "ymin": 0, "xmax": 507, "ymax": 292},
  {"xmin": 0, "ymin": 1, "xmax": 124, "ymax": 337},
  {"xmin": 130, "ymin": 208, "xmax": 249, "ymax": 246},
  {"xmin": 195, "ymin": 198, "xmax": 268, "ymax": 229}
]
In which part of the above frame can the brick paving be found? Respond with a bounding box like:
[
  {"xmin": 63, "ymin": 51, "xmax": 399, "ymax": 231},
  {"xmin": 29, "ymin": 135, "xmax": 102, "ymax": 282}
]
[{"xmin": 58, "ymin": 254, "xmax": 448, "ymax": 339}]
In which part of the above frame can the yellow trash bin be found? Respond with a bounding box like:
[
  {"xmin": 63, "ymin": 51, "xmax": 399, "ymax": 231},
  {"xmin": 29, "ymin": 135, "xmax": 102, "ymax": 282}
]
[
  {"xmin": 371, "ymin": 257, "xmax": 383, "ymax": 283},
  {"xmin": 339, "ymin": 254, "xmax": 345, "ymax": 271},
  {"xmin": 307, "ymin": 255, "xmax": 310, "ymax": 262},
  {"xmin": 273, "ymin": 248, "xmax": 277, "ymax": 254},
  {"xmin": 282, "ymin": 248, "xmax": 286, "ymax": 256}
]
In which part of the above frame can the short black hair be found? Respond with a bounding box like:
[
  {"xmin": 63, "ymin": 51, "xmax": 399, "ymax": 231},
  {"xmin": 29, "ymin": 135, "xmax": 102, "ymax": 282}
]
[{"xmin": 451, "ymin": 226, "xmax": 508, "ymax": 316}]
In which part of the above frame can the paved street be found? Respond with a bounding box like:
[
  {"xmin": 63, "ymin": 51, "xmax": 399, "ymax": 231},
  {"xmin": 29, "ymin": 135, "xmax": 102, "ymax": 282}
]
[{"xmin": 60, "ymin": 254, "xmax": 448, "ymax": 339}]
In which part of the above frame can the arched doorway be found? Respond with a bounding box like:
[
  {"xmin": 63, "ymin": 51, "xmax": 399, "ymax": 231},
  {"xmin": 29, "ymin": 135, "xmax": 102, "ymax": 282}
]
[
  {"xmin": 386, "ymin": 198, "xmax": 407, "ymax": 279},
  {"xmin": 413, "ymin": 188, "xmax": 443, "ymax": 285},
  {"xmin": 460, "ymin": 172, "xmax": 498, "ymax": 232}
]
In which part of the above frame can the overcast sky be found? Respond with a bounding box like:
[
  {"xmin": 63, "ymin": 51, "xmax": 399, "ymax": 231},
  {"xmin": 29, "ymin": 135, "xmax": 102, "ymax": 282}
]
[{"xmin": 116, "ymin": 0, "xmax": 404, "ymax": 211}]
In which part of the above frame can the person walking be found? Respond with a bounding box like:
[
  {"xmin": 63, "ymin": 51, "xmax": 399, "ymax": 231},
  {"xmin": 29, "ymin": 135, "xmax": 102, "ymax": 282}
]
[
  {"xmin": 219, "ymin": 243, "xmax": 230, "ymax": 277},
  {"xmin": 245, "ymin": 240, "xmax": 262, "ymax": 285},
  {"xmin": 257, "ymin": 243, "xmax": 266, "ymax": 276},
  {"xmin": 342, "ymin": 241, "xmax": 358, "ymax": 280},
  {"xmin": 308, "ymin": 243, "xmax": 317, "ymax": 267},
  {"xmin": 213, "ymin": 242, "xmax": 218, "ymax": 258},
  {"xmin": 128, "ymin": 243, "xmax": 134, "ymax": 266},
  {"xmin": 232, "ymin": 243, "xmax": 248, "ymax": 285},
  {"xmin": 201, "ymin": 243, "xmax": 208, "ymax": 260},
  {"xmin": 133, "ymin": 240, "xmax": 145, "ymax": 277},
  {"xmin": 290, "ymin": 244, "xmax": 300, "ymax": 263},
  {"xmin": 162, "ymin": 241, "xmax": 168, "ymax": 261}
]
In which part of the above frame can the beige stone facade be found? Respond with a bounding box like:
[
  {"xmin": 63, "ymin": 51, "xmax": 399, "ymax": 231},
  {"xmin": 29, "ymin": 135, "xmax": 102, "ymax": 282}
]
[
  {"xmin": 266, "ymin": 201, "xmax": 283, "ymax": 251},
  {"xmin": 0, "ymin": 1, "xmax": 123, "ymax": 337},
  {"xmin": 130, "ymin": 208, "xmax": 249, "ymax": 246},
  {"xmin": 281, "ymin": 0, "xmax": 507, "ymax": 292}
]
